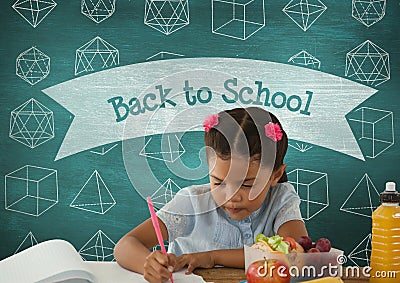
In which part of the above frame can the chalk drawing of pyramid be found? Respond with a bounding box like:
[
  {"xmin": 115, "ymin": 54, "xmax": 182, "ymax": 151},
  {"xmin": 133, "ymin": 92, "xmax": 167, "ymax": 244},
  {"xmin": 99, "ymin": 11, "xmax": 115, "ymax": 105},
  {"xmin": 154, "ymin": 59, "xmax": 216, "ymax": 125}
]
[
  {"xmin": 146, "ymin": 51, "xmax": 184, "ymax": 61},
  {"xmin": 348, "ymin": 233, "xmax": 372, "ymax": 266},
  {"xmin": 89, "ymin": 143, "xmax": 119, "ymax": 156},
  {"xmin": 151, "ymin": 178, "xmax": 181, "ymax": 207},
  {"xmin": 340, "ymin": 174, "xmax": 380, "ymax": 218},
  {"xmin": 79, "ymin": 230, "xmax": 115, "ymax": 261},
  {"xmin": 14, "ymin": 231, "xmax": 38, "ymax": 254},
  {"xmin": 70, "ymin": 170, "xmax": 116, "ymax": 214},
  {"xmin": 140, "ymin": 134, "xmax": 185, "ymax": 162},
  {"xmin": 289, "ymin": 142, "xmax": 313, "ymax": 153}
]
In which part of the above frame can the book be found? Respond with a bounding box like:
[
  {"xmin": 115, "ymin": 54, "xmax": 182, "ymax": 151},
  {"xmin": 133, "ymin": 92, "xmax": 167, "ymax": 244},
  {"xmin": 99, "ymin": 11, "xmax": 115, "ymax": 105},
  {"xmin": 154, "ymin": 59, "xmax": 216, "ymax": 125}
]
[{"xmin": 0, "ymin": 239, "xmax": 208, "ymax": 283}]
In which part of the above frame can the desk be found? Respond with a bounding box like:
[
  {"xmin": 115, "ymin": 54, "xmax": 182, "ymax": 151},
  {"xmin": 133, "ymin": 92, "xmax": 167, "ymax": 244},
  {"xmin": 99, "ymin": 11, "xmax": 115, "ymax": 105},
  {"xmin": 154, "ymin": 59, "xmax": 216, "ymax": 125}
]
[
  {"xmin": 194, "ymin": 267, "xmax": 369, "ymax": 283},
  {"xmin": 86, "ymin": 262, "xmax": 368, "ymax": 283}
]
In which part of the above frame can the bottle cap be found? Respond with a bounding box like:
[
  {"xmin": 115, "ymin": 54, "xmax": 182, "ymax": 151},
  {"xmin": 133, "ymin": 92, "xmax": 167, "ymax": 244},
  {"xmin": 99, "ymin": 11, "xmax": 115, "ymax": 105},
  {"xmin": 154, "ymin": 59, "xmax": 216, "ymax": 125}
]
[
  {"xmin": 381, "ymin": 182, "xmax": 400, "ymax": 203},
  {"xmin": 386, "ymin": 182, "xmax": 396, "ymax": 192}
]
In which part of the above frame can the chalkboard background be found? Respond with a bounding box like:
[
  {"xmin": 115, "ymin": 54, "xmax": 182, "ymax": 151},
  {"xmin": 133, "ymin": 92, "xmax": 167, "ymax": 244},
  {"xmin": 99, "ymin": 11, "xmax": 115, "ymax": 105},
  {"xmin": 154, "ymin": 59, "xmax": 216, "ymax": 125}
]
[{"xmin": 0, "ymin": 0, "xmax": 399, "ymax": 267}]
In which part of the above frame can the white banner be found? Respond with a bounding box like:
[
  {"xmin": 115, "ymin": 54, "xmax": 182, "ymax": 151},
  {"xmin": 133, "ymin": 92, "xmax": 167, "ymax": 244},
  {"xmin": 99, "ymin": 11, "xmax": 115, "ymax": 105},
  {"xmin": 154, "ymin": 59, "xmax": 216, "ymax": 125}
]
[{"xmin": 42, "ymin": 58, "xmax": 377, "ymax": 161}]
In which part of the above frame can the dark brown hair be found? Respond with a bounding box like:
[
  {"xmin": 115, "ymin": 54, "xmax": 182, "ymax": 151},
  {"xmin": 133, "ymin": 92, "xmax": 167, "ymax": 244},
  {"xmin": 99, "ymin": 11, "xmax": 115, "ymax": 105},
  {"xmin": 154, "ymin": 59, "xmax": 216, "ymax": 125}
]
[{"xmin": 204, "ymin": 107, "xmax": 288, "ymax": 183}]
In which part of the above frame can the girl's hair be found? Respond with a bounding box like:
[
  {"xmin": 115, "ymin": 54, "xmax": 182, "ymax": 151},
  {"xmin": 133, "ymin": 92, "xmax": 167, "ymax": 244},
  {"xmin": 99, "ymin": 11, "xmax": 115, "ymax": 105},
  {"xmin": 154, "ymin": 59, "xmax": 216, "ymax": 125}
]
[{"xmin": 204, "ymin": 107, "xmax": 288, "ymax": 183}]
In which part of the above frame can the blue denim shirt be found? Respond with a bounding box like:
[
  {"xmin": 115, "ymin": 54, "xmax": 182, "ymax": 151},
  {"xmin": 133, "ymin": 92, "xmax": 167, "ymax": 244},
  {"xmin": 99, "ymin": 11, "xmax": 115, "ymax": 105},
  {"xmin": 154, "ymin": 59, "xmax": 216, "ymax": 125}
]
[{"xmin": 156, "ymin": 182, "xmax": 302, "ymax": 256}]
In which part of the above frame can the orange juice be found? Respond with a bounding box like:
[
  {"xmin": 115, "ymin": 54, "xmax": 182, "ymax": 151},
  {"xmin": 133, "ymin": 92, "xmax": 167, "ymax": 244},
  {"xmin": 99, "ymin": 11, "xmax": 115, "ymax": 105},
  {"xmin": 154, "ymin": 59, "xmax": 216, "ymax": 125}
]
[{"xmin": 370, "ymin": 182, "xmax": 400, "ymax": 283}]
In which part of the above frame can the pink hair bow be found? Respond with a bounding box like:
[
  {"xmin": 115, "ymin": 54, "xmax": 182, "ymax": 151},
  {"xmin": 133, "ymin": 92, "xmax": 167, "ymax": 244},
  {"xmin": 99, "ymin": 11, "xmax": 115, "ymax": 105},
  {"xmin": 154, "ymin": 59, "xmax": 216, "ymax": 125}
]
[
  {"xmin": 265, "ymin": 122, "xmax": 283, "ymax": 142},
  {"xmin": 203, "ymin": 114, "xmax": 219, "ymax": 132}
]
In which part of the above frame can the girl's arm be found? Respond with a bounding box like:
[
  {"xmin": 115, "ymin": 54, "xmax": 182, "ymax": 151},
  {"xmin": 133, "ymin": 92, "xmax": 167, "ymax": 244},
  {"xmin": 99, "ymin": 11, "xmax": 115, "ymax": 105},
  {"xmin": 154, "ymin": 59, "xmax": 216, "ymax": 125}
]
[
  {"xmin": 277, "ymin": 219, "xmax": 308, "ymax": 240},
  {"xmin": 175, "ymin": 248, "xmax": 245, "ymax": 274},
  {"xmin": 211, "ymin": 248, "xmax": 244, "ymax": 268},
  {"xmin": 114, "ymin": 218, "xmax": 172, "ymax": 274}
]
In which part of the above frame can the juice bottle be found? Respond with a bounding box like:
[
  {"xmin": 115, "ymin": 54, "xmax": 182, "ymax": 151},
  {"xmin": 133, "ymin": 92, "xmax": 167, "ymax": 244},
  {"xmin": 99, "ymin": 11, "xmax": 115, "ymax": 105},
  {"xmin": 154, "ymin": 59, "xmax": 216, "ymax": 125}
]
[{"xmin": 370, "ymin": 182, "xmax": 400, "ymax": 283}]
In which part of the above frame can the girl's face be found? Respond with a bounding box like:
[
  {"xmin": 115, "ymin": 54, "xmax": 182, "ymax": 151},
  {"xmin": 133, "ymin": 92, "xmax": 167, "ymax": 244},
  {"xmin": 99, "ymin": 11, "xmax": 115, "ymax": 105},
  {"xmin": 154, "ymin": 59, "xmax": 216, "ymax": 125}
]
[{"xmin": 209, "ymin": 155, "xmax": 285, "ymax": 221}]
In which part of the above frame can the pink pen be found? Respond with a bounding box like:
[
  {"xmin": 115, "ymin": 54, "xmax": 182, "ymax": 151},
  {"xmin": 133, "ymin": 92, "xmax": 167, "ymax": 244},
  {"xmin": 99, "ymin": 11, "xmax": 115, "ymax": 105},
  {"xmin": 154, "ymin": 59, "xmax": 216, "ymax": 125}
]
[{"xmin": 146, "ymin": 197, "xmax": 174, "ymax": 283}]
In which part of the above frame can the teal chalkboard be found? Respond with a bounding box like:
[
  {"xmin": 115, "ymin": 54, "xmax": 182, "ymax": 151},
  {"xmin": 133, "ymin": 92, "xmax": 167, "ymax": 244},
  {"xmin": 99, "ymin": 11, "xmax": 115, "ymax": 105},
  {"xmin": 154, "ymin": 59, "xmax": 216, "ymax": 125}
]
[{"xmin": 0, "ymin": 0, "xmax": 399, "ymax": 268}]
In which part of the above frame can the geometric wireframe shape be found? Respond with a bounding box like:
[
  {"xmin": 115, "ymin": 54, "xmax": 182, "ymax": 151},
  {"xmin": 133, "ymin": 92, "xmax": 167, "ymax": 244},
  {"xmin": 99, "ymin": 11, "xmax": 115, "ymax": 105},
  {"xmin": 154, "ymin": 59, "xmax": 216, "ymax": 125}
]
[
  {"xmin": 5, "ymin": 165, "xmax": 58, "ymax": 217},
  {"xmin": 14, "ymin": 231, "xmax": 38, "ymax": 254},
  {"xmin": 12, "ymin": 0, "xmax": 57, "ymax": 28},
  {"xmin": 152, "ymin": 241, "xmax": 169, "ymax": 252},
  {"xmin": 352, "ymin": 0, "xmax": 386, "ymax": 27},
  {"xmin": 16, "ymin": 46, "xmax": 51, "ymax": 85},
  {"xmin": 146, "ymin": 51, "xmax": 184, "ymax": 61},
  {"xmin": 70, "ymin": 170, "xmax": 116, "ymax": 214},
  {"xmin": 9, "ymin": 98, "xmax": 55, "ymax": 148},
  {"xmin": 289, "ymin": 142, "xmax": 313, "ymax": 153},
  {"xmin": 89, "ymin": 143, "xmax": 119, "ymax": 155},
  {"xmin": 287, "ymin": 168, "xmax": 329, "ymax": 220},
  {"xmin": 75, "ymin": 36, "xmax": 119, "ymax": 75},
  {"xmin": 212, "ymin": 0, "xmax": 266, "ymax": 40},
  {"xmin": 144, "ymin": 0, "xmax": 190, "ymax": 35},
  {"xmin": 151, "ymin": 178, "xmax": 181, "ymax": 208},
  {"xmin": 347, "ymin": 107, "xmax": 394, "ymax": 158},
  {"xmin": 81, "ymin": 0, "xmax": 116, "ymax": 23},
  {"xmin": 348, "ymin": 233, "xmax": 372, "ymax": 267},
  {"xmin": 345, "ymin": 40, "xmax": 390, "ymax": 86},
  {"xmin": 282, "ymin": 0, "xmax": 327, "ymax": 31},
  {"xmin": 340, "ymin": 174, "xmax": 380, "ymax": 218},
  {"xmin": 288, "ymin": 50, "xmax": 321, "ymax": 69},
  {"xmin": 79, "ymin": 230, "xmax": 115, "ymax": 261},
  {"xmin": 140, "ymin": 135, "xmax": 185, "ymax": 163}
]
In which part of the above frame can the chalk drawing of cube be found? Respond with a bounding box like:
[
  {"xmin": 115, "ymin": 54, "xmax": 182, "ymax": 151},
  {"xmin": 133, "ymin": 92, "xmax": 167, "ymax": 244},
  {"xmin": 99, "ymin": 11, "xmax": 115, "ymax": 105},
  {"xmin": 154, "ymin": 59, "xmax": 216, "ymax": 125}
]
[
  {"xmin": 212, "ymin": 0, "xmax": 265, "ymax": 40},
  {"xmin": 287, "ymin": 169, "xmax": 329, "ymax": 220},
  {"xmin": 5, "ymin": 165, "xmax": 58, "ymax": 217},
  {"xmin": 347, "ymin": 107, "xmax": 394, "ymax": 159}
]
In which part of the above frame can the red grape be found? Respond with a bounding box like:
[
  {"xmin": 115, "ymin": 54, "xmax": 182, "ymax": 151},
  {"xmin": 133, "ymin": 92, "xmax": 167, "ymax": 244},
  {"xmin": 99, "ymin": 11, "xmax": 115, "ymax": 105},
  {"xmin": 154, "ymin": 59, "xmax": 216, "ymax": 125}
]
[
  {"xmin": 315, "ymin": 238, "xmax": 331, "ymax": 252},
  {"xmin": 307, "ymin": 248, "xmax": 320, "ymax": 253},
  {"xmin": 297, "ymin": 236, "xmax": 313, "ymax": 251}
]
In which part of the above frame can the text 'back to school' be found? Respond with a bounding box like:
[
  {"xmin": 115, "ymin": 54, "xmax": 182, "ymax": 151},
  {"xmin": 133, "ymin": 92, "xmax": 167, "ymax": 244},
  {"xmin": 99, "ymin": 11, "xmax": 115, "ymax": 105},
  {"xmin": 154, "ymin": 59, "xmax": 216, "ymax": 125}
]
[{"xmin": 107, "ymin": 78, "xmax": 314, "ymax": 123}]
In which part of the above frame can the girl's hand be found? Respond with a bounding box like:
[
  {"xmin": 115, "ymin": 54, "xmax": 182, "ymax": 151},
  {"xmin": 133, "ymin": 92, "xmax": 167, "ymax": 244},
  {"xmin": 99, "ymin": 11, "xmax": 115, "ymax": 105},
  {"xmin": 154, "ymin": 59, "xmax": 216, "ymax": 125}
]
[
  {"xmin": 143, "ymin": 250, "xmax": 177, "ymax": 283},
  {"xmin": 174, "ymin": 251, "xmax": 215, "ymax": 274}
]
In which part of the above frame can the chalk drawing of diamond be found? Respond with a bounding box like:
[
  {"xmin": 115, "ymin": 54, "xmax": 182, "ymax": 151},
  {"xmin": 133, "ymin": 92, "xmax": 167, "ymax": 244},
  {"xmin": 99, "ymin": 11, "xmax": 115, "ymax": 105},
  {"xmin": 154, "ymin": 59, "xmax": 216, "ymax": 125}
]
[
  {"xmin": 151, "ymin": 178, "xmax": 181, "ymax": 207},
  {"xmin": 146, "ymin": 51, "xmax": 184, "ymax": 61},
  {"xmin": 140, "ymin": 135, "xmax": 185, "ymax": 163},
  {"xmin": 79, "ymin": 230, "xmax": 115, "ymax": 261},
  {"xmin": 340, "ymin": 174, "xmax": 380, "ymax": 218},
  {"xmin": 81, "ymin": 0, "xmax": 116, "ymax": 23},
  {"xmin": 5, "ymin": 165, "xmax": 58, "ymax": 217},
  {"xmin": 70, "ymin": 170, "xmax": 116, "ymax": 214},
  {"xmin": 144, "ymin": 0, "xmax": 190, "ymax": 35},
  {"xmin": 75, "ymin": 36, "xmax": 119, "ymax": 75},
  {"xmin": 352, "ymin": 0, "xmax": 386, "ymax": 27},
  {"xmin": 348, "ymin": 233, "xmax": 372, "ymax": 266},
  {"xmin": 14, "ymin": 231, "xmax": 38, "ymax": 254},
  {"xmin": 9, "ymin": 98, "xmax": 55, "ymax": 148},
  {"xmin": 12, "ymin": 0, "xmax": 57, "ymax": 28},
  {"xmin": 282, "ymin": 0, "xmax": 327, "ymax": 31},
  {"xmin": 90, "ymin": 143, "xmax": 119, "ymax": 156},
  {"xmin": 288, "ymin": 50, "xmax": 321, "ymax": 69},
  {"xmin": 345, "ymin": 40, "xmax": 390, "ymax": 86},
  {"xmin": 289, "ymin": 142, "xmax": 313, "ymax": 153},
  {"xmin": 16, "ymin": 47, "xmax": 50, "ymax": 85}
]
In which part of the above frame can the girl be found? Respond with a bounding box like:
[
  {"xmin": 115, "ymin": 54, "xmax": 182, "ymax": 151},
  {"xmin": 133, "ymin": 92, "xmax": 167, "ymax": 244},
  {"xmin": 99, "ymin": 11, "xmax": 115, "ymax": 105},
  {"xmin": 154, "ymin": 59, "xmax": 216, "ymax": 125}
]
[{"xmin": 114, "ymin": 107, "xmax": 307, "ymax": 283}]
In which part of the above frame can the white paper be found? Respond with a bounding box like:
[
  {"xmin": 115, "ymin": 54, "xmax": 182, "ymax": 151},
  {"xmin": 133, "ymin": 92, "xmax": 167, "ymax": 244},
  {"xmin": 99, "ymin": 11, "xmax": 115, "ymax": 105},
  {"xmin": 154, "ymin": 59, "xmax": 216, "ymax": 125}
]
[
  {"xmin": 0, "ymin": 239, "xmax": 95, "ymax": 283},
  {"xmin": 0, "ymin": 239, "xmax": 208, "ymax": 283},
  {"xmin": 85, "ymin": 262, "xmax": 208, "ymax": 283}
]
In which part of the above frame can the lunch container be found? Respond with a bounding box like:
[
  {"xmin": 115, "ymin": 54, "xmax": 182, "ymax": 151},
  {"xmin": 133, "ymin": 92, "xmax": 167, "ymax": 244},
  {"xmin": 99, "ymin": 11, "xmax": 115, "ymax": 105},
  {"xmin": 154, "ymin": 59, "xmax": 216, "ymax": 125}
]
[{"xmin": 244, "ymin": 245, "xmax": 344, "ymax": 282}]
